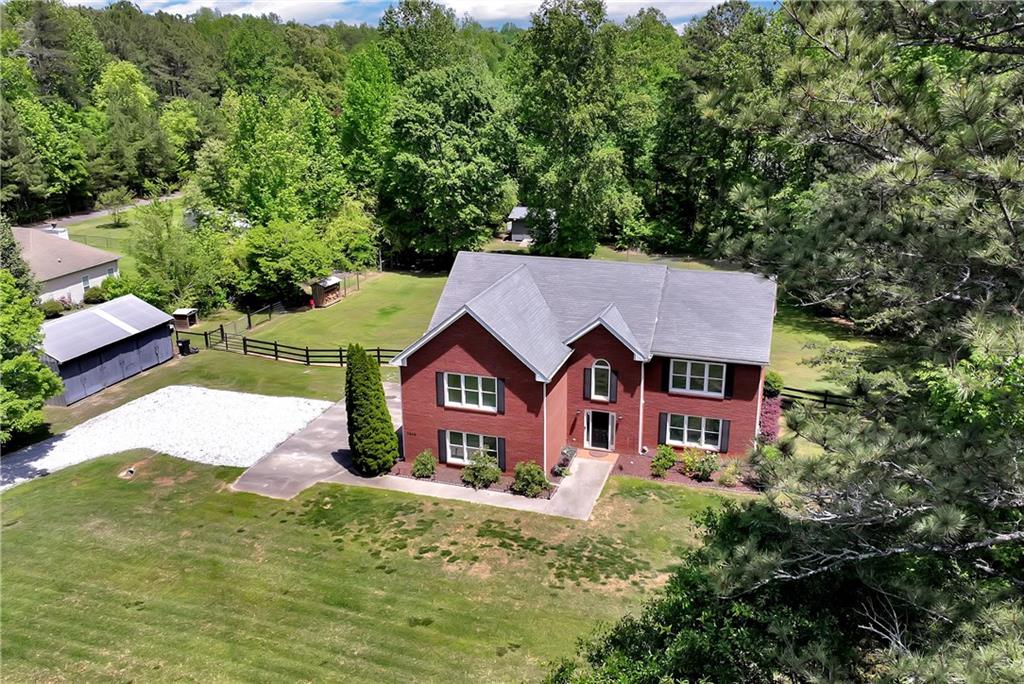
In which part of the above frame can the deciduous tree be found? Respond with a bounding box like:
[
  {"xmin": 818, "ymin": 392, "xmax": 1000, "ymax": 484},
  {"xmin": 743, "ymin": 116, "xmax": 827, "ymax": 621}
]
[{"xmin": 0, "ymin": 270, "xmax": 62, "ymax": 444}]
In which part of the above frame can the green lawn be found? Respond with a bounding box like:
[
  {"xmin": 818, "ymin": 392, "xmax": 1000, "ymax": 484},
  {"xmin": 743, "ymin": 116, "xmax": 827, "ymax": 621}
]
[
  {"xmin": 1, "ymin": 456, "xmax": 736, "ymax": 682},
  {"xmin": 770, "ymin": 305, "xmax": 875, "ymax": 392},
  {"xmin": 253, "ymin": 272, "xmax": 447, "ymax": 351},
  {"xmin": 64, "ymin": 197, "xmax": 186, "ymax": 276}
]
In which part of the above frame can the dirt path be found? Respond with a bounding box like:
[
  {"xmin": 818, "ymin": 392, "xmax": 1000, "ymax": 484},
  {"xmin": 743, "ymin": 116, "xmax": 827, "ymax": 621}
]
[{"xmin": 14, "ymin": 191, "xmax": 183, "ymax": 230}]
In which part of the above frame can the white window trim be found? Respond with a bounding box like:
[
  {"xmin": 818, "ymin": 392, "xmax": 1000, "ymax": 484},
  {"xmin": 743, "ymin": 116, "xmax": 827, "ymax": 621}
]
[
  {"xmin": 106, "ymin": 267, "xmax": 115, "ymax": 277},
  {"xmin": 665, "ymin": 413, "xmax": 721, "ymax": 451},
  {"xmin": 82, "ymin": 275, "xmax": 91, "ymax": 290},
  {"xmin": 590, "ymin": 359, "xmax": 611, "ymax": 402},
  {"xmin": 446, "ymin": 430, "xmax": 499, "ymax": 466},
  {"xmin": 668, "ymin": 358, "xmax": 726, "ymax": 398},
  {"xmin": 444, "ymin": 372, "xmax": 498, "ymax": 413}
]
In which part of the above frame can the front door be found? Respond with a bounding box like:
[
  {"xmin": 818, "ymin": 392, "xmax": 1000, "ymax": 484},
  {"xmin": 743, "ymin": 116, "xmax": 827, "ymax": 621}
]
[{"xmin": 585, "ymin": 410, "xmax": 615, "ymax": 451}]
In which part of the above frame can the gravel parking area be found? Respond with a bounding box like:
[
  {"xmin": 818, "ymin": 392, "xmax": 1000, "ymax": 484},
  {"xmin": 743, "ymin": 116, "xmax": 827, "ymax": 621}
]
[{"xmin": 1, "ymin": 386, "xmax": 331, "ymax": 489}]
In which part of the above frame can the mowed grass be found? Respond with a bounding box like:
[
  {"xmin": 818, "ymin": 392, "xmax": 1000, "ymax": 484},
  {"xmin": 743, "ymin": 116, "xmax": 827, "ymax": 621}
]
[
  {"xmin": 770, "ymin": 305, "xmax": 875, "ymax": 392},
  {"xmin": 1, "ymin": 455, "xmax": 735, "ymax": 682},
  {"xmin": 253, "ymin": 272, "xmax": 447, "ymax": 350}
]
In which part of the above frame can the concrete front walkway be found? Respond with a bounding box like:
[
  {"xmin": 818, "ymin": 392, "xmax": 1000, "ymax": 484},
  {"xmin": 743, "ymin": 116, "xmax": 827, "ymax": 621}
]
[{"xmin": 232, "ymin": 383, "xmax": 614, "ymax": 520}]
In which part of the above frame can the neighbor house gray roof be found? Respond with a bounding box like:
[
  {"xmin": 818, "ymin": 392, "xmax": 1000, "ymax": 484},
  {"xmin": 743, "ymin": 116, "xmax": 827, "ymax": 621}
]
[
  {"xmin": 41, "ymin": 295, "xmax": 172, "ymax": 363},
  {"xmin": 392, "ymin": 252, "xmax": 777, "ymax": 380},
  {"xmin": 13, "ymin": 227, "xmax": 119, "ymax": 282},
  {"xmin": 508, "ymin": 206, "xmax": 528, "ymax": 220}
]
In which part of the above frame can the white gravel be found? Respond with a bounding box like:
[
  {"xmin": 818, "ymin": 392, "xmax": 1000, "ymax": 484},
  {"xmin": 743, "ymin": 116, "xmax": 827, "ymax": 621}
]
[{"xmin": 1, "ymin": 385, "xmax": 332, "ymax": 489}]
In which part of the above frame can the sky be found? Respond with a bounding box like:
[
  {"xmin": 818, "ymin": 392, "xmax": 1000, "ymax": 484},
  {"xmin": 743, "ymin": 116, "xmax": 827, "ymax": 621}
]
[{"xmin": 76, "ymin": 1, "xmax": 777, "ymax": 31}]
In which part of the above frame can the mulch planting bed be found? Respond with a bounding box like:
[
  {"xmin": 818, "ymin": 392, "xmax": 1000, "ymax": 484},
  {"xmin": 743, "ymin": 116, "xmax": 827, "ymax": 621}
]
[
  {"xmin": 614, "ymin": 452, "xmax": 758, "ymax": 495},
  {"xmin": 390, "ymin": 460, "xmax": 562, "ymax": 499}
]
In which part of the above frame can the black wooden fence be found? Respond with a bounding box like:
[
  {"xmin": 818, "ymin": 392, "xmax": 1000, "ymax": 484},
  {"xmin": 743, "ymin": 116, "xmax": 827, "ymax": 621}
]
[
  {"xmin": 780, "ymin": 386, "xmax": 854, "ymax": 410},
  {"xmin": 175, "ymin": 327, "xmax": 401, "ymax": 366}
]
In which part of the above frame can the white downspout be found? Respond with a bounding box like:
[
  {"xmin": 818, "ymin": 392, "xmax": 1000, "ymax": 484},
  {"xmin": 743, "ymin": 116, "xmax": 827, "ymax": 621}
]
[
  {"xmin": 637, "ymin": 360, "xmax": 645, "ymax": 453},
  {"xmin": 542, "ymin": 382, "xmax": 549, "ymax": 473}
]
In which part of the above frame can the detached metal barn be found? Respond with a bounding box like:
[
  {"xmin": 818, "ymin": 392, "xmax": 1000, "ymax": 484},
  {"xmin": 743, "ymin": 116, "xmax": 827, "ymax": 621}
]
[{"xmin": 41, "ymin": 295, "xmax": 174, "ymax": 406}]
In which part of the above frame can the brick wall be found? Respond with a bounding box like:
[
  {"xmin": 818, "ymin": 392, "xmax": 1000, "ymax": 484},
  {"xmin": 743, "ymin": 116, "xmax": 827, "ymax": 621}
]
[
  {"xmin": 544, "ymin": 363, "xmax": 568, "ymax": 471},
  {"xmin": 399, "ymin": 315, "xmax": 544, "ymax": 472},
  {"xmin": 642, "ymin": 357, "xmax": 764, "ymax": 458},
  {"xmin": 562, "ymin": 326, "xmax": 644, "ymax": 454}
]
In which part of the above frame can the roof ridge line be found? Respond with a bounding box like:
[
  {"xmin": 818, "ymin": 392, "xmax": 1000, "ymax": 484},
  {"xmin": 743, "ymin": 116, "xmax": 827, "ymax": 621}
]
[
  {"xmin": 464, "ymin": 263, "xmax": 530, "ymax": 307},
  {"xmin": 649, "ymin": 265, "xmax": 671, "ymax": 351}
]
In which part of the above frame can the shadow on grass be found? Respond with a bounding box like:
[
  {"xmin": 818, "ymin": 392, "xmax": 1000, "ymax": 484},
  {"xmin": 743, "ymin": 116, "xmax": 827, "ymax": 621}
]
[{"xmin": 774, "ymin": 304, "xmax": 869, "ymax": 343}]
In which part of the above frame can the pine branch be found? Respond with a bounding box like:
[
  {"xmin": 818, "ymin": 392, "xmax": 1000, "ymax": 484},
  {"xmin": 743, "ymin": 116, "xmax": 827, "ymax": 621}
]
[{"xmin": 742, "ymin": 528, "xmax": 1024, "ymax": 592}]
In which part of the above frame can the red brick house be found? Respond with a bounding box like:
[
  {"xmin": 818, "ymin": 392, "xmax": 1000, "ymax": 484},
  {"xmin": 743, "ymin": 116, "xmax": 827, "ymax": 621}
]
[{"xmin": 392, "ymin": 252, "xmax": 776, "ymax": 473}]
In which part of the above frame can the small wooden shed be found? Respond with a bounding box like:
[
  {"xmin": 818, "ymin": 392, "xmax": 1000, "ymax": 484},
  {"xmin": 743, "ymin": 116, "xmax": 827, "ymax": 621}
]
[
  {"xmin": 311, "ymin": 276, "xmax": 342, "ymax": 308},
  {"xmin": 172, "ymin": 307, "xmax": 199, "ymax": 329}
]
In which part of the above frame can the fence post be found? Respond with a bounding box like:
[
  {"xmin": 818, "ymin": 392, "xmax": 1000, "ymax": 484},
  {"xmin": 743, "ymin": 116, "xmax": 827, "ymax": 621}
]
[
  {"xmin": 274, "ymin": 340, "xmax": 279, "ymax": 360},
  {"xmin": 339, "ymin": 347, "xmax": 344, "ymax": 367},
  {"xmin": 343, "ymin": 277, "xmax": 348, "ymax": 297},
  {"xmin": 242, "ymin": 337, "xmax": 248, "ymax": 355},
  {"xmin": 376, "ymin": 347, "xmax": 382, "ymax": 365},
  {"xmin": 203, "ymin": 331, "xmax": 209, "ymax": 349},
  {"xmin": 247, "ymin": 311, "xmax": 252, "ymax": 329},
  {"xmin": 823, "ymin": 391, "xmax": 830, "ymax": 409},
  {"xmin": 305, "ymin": 346, "xmax": 310, "ymax": 366},
  {"xmin": 357, "ymin": 273, "xmax": 361, "ymax": 290}
]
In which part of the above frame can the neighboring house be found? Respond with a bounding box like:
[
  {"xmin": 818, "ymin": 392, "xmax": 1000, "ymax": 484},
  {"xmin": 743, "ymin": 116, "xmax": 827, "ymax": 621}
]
[
  {"xmin": 506, "ymin": 206, "xmax": 529, "ymax": 242},
  {"xmin": 12, "ymin": 227, "xmax": 119, "ymax": 304},
  {"xmin": 41, "ymin": 295, "xmax": 174, "ymax": 406},
  {"xmin": 392, "ymin": 252, "xmax": 777, "ymax": 474}
]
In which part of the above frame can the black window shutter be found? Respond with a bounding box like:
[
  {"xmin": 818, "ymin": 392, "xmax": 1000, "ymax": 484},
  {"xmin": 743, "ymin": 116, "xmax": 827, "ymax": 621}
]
[
  {"xmin": 662, "ymin": 359, "xmax": 671, "ymax": 391},
  {"xmin": 583, "ymin": 367, "xmax": 592, "ymax": 400},
  {"xmin": 720, "ymin": 420, "xmax": 731, "ymax": 453},
  {"xmin": 496, "ymin": 437, "xmax": 507, "ymax": 471},
  {"xmin": 436, "ymin": 372, "xmax": 445, "ymax": 406},
  {"xmin": 496, "ymin": 378, "xmax": 505, "ymax": 414},
  {"xmin": 658, "ymin": 412, "xmax": 668, "ymax": 444},
  {"xmin": 609, "ymin": 371, "xmax": 618, "ymax": 403},
  {"xmin": 724, "ymin": 365, "xmax": 735, "ymax": 398},
  {"xmin": 437, "ymin": 429, "xmax": 447, "ymax": 463}
]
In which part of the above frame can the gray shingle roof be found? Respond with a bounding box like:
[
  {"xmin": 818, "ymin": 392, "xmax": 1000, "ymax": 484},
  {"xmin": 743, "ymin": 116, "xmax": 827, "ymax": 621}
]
[
  {"xmin": 394, "ymin": 252, "xmax": 776, "ymax": 379},
  {"xmin": 13, "ymin": 228, "xmax": 119, "ymax": 282},
  {"xmin": 462, "ymin": 265, "xmax": 570, "ymax": 379},
  {"xmin": 41, "ymin": 295, "xmax": 172, "ymax": 363}
]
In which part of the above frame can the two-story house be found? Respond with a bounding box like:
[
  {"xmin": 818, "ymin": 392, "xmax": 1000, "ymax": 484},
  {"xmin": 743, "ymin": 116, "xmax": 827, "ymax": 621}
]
[{"xmin": 391, "ymin": 252, "xmax": 776, "ymax": 473}]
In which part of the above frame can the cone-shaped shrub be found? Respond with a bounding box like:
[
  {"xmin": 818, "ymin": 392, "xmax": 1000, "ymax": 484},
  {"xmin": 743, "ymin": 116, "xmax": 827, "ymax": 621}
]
[{"xmin": 345, "ymin": 344, "xmax": 398, "ymax": 475}]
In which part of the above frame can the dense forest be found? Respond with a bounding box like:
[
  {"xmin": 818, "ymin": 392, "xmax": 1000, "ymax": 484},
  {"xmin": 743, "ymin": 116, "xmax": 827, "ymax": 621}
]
[{"xmin": 2, "ymin": 1, "xmax": 1022, "ymax": 680}]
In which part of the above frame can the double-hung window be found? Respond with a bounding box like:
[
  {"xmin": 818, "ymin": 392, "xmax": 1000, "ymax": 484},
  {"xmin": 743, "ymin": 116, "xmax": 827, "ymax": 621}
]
[
  {"xmin": 445, "ymin": 372, "xmax": 498, "ymax": 411},
  {"xmin": 666, "ymin": 414, "xmax": 722, "ymax": 450},
  {"xmin": 82, "ymin": 275, "xmax": 91, "ymax": 290},
  {"xmin": 669, "ymin": 359, "xmax": 726, "ymax": 397},
  {"xmin": 446, "ymin": 430, "xmax": 499, "ymax": 465}
]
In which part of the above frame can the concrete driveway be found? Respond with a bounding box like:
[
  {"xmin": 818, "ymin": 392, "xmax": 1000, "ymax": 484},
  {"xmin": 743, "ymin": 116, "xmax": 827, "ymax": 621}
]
[{"xmin": 232, "ymin": 382, "xmax": 613, "ymax": 520}]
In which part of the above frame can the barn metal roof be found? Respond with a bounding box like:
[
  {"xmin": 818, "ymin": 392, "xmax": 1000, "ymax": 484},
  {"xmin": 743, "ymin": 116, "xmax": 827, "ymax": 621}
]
[
  {"xmin": 41, "ymin": 295, "xmax": 172, "ymax": 363},
  {"xmin": 392, "ymin": 252, "xmax": 777, "ymax": 377}
]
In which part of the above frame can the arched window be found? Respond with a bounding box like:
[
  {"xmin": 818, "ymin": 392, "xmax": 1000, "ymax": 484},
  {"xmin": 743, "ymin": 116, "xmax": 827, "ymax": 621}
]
[{"xmin": 591, "ymin": 359, "xmax": 611, "ymax": 401}]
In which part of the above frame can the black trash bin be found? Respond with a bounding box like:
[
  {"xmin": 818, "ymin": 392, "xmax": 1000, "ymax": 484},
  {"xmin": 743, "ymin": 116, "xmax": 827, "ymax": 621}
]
[{"xmin": 177, "ymin": 339, "xmax": 192, "ymax": 356}]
